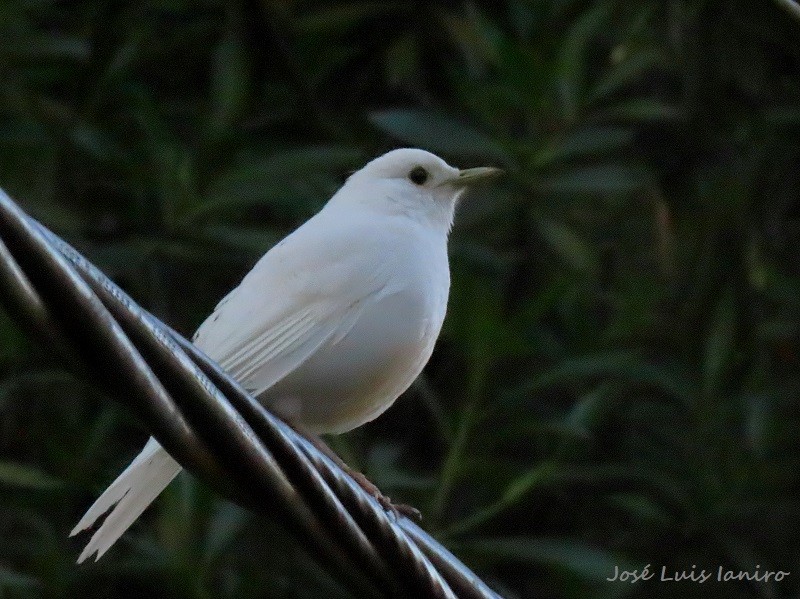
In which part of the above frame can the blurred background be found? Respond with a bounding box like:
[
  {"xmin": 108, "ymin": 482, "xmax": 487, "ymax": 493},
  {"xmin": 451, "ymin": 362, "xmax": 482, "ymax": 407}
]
[{"xmin": 1, "ymin": 0, "xmax": 800, "ymax": 597}]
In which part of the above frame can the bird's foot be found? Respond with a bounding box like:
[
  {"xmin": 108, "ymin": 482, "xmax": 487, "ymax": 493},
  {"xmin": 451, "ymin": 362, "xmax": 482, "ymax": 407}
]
[
  {"xmin": 283, "ymin": 420, "xmax": 422, "ymax": 521},
  {"xmin": 347, "ymin": 469, "xmax": 422, "ymax": 521}
]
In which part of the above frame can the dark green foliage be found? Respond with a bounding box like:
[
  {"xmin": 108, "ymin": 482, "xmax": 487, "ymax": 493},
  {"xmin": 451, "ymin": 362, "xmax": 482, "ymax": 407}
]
[{"xmin": 1, "ymin": 0, "xmax": 800, "ymax": 597}]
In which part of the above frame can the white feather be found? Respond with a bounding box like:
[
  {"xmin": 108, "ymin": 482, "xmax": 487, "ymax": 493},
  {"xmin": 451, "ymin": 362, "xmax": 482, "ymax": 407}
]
[{"xmin": 71, "ymin": 439, "xmax": 180, "ymax": 562}]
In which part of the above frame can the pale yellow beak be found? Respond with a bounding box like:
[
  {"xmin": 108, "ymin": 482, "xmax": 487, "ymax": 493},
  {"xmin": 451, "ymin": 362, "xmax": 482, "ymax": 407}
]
[{"xmin": 445, "ymin": 166, "xmax": 504, "ymax": 188}]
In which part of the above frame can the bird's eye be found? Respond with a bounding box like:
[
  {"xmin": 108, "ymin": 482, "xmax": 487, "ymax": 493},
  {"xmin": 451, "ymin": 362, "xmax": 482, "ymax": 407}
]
[{"xmin": 408, "ymin": 166, "xmax": 429, "ymax": 185}]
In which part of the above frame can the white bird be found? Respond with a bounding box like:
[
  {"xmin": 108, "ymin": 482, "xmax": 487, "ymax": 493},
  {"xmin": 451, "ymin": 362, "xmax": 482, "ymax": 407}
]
[{"xmin": 70, "ymin": 148, "xmax": 500, "ymax": 563}]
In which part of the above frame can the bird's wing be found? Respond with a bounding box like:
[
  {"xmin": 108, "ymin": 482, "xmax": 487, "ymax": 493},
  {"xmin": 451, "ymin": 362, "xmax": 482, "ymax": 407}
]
[
  {"xmin": 70, "ymin": 220, "xmax": 392, "ymax": 563},
  {"xmin": 192, "ymin": 214, "xmax": 395, "ymax": 397}
]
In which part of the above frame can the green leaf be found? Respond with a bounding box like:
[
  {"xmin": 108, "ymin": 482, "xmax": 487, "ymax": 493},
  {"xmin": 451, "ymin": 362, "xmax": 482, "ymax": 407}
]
[
  {"xmin": 190, "ymin": 146, "xmax": 362, "ymax": 222},
  {"xmin": 442, "ymin": 461, "xmax": 560, "ymax": 538},
  {"xmin": 591, "ymin": 50, "xmax": 665, "ymax": 102},
  {"xmin": 207, "ymin": 29, "xmax": 249, "ymax": 140},
  {"xmin": 70, "ymin": 124, "xmax": 130, "ymax": 165},
  {"xmin": 537, "ymin": 219, "xmax": 600, "ymax": 275},
  {"xmin": 537, "ymin": 164, "xmax": 652, "ymax": 196},
  {"xmin": 295, "ymin": 2, "xmax": 396, "ymax": 34},
  {"xmin": 0, "ymin": 462, "xmax": 61, "ymax": 490},
  {"xmin": 501, "ymin": 462, "xmax": 559, "ymax": 505},
  {"xmin": 512, "ymin": 352, "xmax": 693, "ymax": 403},
  {"xmin": 563, "ymin": 383, "xmax": 620, "ymax": 435},
  {"xmin": 384, "ymin": 35, "xmax": 419, "ymax": 88},
  {"xmin": 0, "ymin": 564, "xmax": 40, "ymax": 589},
  {"xmin": 369, "ymin": 110, "xmax": 509, "ymax": 161},
  {"xmin": 744, "ymin": 394, "xmax": 779, "ymax": 457},
  {"xmin": 533, "ymin": 126, "xmax": 635, "ymax": 168},
  {"xmin": 238, "ymin": 145, "xmax": 364, "ymax": 174},
  {"xmin": 593, "ymin": 99, "xmax": 685, "ymax": 124},
  {"xmin": 557, "ymin": 3, "xmax": 614, "ymax": 121},
  {"xmin": 605, "ymin": 493, "xmax": 672, "ymax": 526},
  {"xmin": 446, "ymin": 272, "xmax": 531, "ymax": 365}
]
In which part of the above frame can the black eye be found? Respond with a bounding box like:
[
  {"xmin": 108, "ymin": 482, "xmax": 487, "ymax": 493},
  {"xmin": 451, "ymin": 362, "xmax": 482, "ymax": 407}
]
[{"xmin": 408, "ymin": 166, "xmax": 429, "ymax": 185}]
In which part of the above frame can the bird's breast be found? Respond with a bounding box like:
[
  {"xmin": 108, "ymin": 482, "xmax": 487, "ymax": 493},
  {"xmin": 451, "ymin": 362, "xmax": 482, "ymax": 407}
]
[{"xmin": 263, "ymin": 246, "xmax": 449, "ymax": 434}]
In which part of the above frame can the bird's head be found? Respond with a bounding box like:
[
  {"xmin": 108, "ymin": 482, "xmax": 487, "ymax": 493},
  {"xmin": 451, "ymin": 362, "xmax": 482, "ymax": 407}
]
[{"xmin": 335, "ymin": 148, "xmax": 502, "ymax": 231}]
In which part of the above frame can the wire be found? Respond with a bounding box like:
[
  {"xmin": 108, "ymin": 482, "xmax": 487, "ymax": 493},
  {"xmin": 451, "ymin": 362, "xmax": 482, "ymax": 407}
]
[
  {"xmin": 774, "ymin": 0, "xmax": 800, "ymax": 22},
  {"xmin": 0, "ymin": 188, "xmax": 501, "ymax": 599}
]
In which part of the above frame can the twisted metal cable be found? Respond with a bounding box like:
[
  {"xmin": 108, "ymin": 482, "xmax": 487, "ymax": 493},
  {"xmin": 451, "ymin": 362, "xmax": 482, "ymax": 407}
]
[
  {"xmin": 774, "ymin": 0, "xmax": 800, "ymax": 23},
  {"xmin": 0, "ymin": 189, "xmax": 501, "ymax": 599}
]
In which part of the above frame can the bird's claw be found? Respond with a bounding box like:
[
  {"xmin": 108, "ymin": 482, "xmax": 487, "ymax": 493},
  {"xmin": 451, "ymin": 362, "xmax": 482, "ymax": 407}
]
[
  {"xmin": 383, "ymin": 499, "xmax": 422, "ymax": 521},
  {"xmin": 349, "ymin": 469, "xmax": 422, "ymax": 521}
]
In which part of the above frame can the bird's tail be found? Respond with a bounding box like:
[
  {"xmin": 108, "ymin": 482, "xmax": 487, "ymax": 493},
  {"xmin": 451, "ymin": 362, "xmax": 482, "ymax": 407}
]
[{"xmin": 70, "ymin": 437, "xmax": 181, "ymax": 562}]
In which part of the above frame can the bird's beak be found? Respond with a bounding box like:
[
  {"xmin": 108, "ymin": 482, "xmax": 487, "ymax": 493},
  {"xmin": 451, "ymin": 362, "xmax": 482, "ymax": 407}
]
[{"xmin": 444, "ymin": 166, "xmax": 504, "ymax": 188}]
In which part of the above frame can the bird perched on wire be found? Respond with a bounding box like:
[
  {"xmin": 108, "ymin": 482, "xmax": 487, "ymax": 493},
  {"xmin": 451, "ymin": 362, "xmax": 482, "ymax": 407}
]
[{"xmin": 70, "ymin": 148, "xmax": 501, "ymax": 562}]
